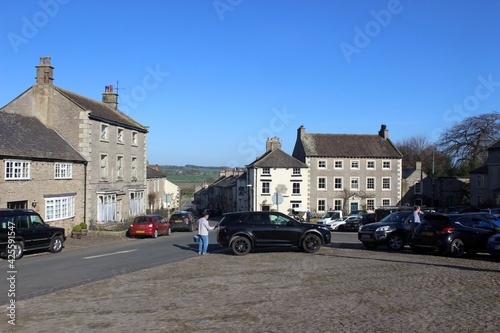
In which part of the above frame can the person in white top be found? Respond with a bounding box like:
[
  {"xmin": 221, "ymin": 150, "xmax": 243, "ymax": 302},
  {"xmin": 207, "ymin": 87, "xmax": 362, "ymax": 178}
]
[
  {"xmin": 197, "ymin": 212, "xmax": 217, "ymax": 255},
  {"xmin": 413, "ymin": 205, "xmax": 421, "ymax": 223}
]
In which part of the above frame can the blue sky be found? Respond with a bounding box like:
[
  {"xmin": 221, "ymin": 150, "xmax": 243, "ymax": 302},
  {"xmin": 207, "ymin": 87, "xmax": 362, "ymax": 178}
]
[{"xmin": 1, "ymin": 0, "xmax": 500, "ymax": 167}]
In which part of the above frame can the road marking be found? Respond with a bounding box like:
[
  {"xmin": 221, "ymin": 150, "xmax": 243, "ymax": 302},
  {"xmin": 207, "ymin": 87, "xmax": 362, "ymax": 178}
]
[{"xmin": 83, "ymin": 249, "xmax": 138, "ymax": 259}]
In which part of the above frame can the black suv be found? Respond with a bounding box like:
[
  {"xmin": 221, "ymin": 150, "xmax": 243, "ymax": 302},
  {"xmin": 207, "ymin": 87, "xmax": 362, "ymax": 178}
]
[
  {"xmin": 168, "ymin": 211, "xmax": 198, "ymax": 232},
  {"xmin": 344, "ymin": 213, "xmax": 376, "ymax": 232},
  {"xmin": 217, "ymin": 211, "xmax": 331, "ymax": 255},
  {"xmin": 357, "ymin": 211, "xmax": 414, "ymax": 250},
  {"xmin": 0, "ymin": 209, "xmax": 66, "ymax": 260}
]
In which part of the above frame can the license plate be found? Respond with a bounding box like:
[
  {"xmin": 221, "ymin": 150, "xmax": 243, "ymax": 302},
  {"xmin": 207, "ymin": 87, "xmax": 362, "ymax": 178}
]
[
  {"xmin": 175, "ymin": 220, "xmax": 182, "ymax": 223},
  {"xmin": 360, "ymin": 234, "xmax": 371, "ymax": 240},
  {"xmin": 421, "ymin": 231, "xmax": 433, "ymax": 236},
  {"xmin": 136, "ymin": 230, "xmax": 145, "ymax": 234}
]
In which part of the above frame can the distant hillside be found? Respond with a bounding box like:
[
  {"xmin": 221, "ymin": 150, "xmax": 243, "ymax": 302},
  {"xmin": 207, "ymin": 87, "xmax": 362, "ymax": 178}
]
[{"xmin": 159, "ymin": 165, "xmax": 222, "ymax": 183}]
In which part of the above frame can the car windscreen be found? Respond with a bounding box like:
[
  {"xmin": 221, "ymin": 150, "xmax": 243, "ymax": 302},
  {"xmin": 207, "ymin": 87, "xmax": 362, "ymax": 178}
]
[{"xmin": 380, "ymin": 212, "xmax": 411, "ymax": 222}]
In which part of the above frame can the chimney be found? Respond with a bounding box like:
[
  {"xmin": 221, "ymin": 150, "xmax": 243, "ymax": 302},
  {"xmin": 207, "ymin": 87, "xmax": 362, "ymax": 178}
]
[
  {"xmin": 298, "ymin": 125, "xmax": 306, "ymax": 139},
  {"xmin": 378, "ymin": 124, "xmax": 389, "ymax": 140},
  {"xmin": 102, "ymin": 85, "xmax": 118, "ymax": 109},
  {"xmin": 266, "ymin": 137, "xmax": 282, "ymax": 152},
  {"xmin": 35, "ymin": 56, "xmax": 54, "ymax": 85}
]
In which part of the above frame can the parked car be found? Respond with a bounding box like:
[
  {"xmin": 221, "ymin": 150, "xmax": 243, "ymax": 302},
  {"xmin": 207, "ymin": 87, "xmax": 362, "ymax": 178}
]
[
  {"xmin": 128, "ymin": 214, "xmax": 171, "ymax": 238},
  {"xmin": 481, "ymin": 208, "xmax": 500, "ymax": 218},
  {"xmin": 358, "ymin": 211, "xmax": 414, "ymax": 250},
  {"xmin": 217, "ymin": 211, "xmax": 331, "ymax": 255},
  {"xmin": 0, "ymin": 209, "xmax": 66, "ymax": 260},
  {"xmin": 316, "ymin": 211, "xmax": 344, "ymax": 230},
  {"xmin": 487, "ymin": 233, "xmax": 500, "ymax": 261},
  {"xmin": 464, "ymin": 212, "xmax": 500, "ymax": 227},
  {"xmin": 344, "ymin": 213, "xmax": 376, "ymax": 232},
  {"xmin": 169, "ymin": 211, "xmax": 198, "ymax": 232},
  {"xmin": 411, "ymin": 213, "xmax": 500, "ymax": 257}
]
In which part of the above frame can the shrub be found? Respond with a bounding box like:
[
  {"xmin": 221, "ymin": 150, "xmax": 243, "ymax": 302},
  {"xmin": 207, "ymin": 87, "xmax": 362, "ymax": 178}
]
[
  {"xmin": 72, "ymin": 224, "xmax": 82, "ymax": 232},
  {"xmin": 80, "ymin": 222, "xmax": 88, "ymax": 229}
]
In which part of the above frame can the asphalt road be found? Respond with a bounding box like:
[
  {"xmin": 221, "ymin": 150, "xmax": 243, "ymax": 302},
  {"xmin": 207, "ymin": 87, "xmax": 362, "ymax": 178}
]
[{"xmin": 0, "ymin": 228, "xmax": 222, "ymax": 305}]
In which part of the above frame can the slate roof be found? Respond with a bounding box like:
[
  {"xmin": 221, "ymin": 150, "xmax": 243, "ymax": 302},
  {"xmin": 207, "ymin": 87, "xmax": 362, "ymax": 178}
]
[
  {"xmin": 147, "ymin": 166, "xmax": 166, "ymax": 179},
  {"xmin": 248, "ymin": 149, "xmax": 308, "ymax": 168},
  {"xmin": 54, "ymin": 86, "xmax": 148, "ymax": 133},
  {"xmin": 300, "ymin": 133, "xmax": 402, "ymax": 158},
  {"xmin": 0, "ymin": 112, "xmax": 86, "ymax": 162}
]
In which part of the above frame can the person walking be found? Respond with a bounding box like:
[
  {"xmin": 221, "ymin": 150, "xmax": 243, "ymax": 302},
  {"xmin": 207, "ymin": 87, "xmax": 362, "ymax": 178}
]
[{"xmin": 197, "ymin": 212, "xmax": 217, "ymax": 255}]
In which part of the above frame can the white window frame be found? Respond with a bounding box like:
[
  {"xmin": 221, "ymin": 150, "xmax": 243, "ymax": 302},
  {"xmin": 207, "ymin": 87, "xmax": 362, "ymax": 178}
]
[
  {"xmin": 318, "ymin": 160, "xmax": 326, "ymax": 169},
  {"xmin": 100, "ymin": 123, "xmax": 109, "ymax": 141},
  {"xmin": 367, "ymin": 199, "xmax": 375, "ymax": 211},
  {"xmin": 5, "ymin": 160, "xmax": 31, "ymax": 180},
  {"xmin": 366, "ymin": 160, "xmax": 375, "ymax": 170},
  {"xmin": 334, "ymin": 160, "xmax": 343, "ymax": 169},
  {"xmin": 350, "ymin": 177, "xmax": 359, "ymax": 190},
  {"xmin": 54, "ymin": 162, "xmax": 73, "ymax": 179},
  {"xmin": 262, "ymin": 168, "xmax": 270, "ymax": 175},
  {"xmin": 292, "ymin": 168, "xmax": 301, "ymax": 175},
  {"xmin": 334, "ymin": 177, "xmax": 343, "ymax": 190},
  {"xmin": 382, "ymin": 199, "xmax": 391, "ymax": 206},
  {"xmin": 318, "ymin": 177, "xmax": 326, "ymax": 190},
  {"xmin": 131, "ymin": 157, "xmax": 138, "ymax": 179},
  {"xmin": 382, "ymin": 177, "xmax": 391, "ymax": 190},
  {"xmin": 333, "ymin": 199, "xmax": 343, "ymax": 211},
  {"xmin": 366, "ymin": 177, "xmax": 375, "ymax": 190},
  {"xmin": 117, "ymin": 128, "xmax": 124, "ymax": 144},
  {"xmin": 317, "ymin": 199, "xmax": 326, "ymax": 212},
  {"xmin": 100, "ymin": 154, "xmax": 108, "ymax": 180},
  {"xmin": 131, "ymin": 131, "xmax": 138, "ymax": 146},
  {"xmin": 262, "ymin": 182, "xmax": 270, "ymax": 194},
  {"xmin": 129, "ymin": 191, "xmax": 144, "ymax": 216},
  {"xmin": 382, "ymin": 160, "xmax": 391, "ymax": 170},
  {"xmin": 350, "ymin": 160, "xmax": 359, "ymax": 170},
  {"xmin": 117, "ymin": 155, "xmax": 124, "ymax": 180},
  {"xmin": 45, "ymin": 195, "xmax": 75, "ymax": 221},
  {"xmin": 292, "ymin": 182, "xmax": 301, "ymax": 195}
]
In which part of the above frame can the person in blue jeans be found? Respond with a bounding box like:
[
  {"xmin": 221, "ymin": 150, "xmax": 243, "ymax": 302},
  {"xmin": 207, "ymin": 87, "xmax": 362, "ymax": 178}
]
[{"xmin": 197, "ymin": 212, "xmax": 217, "ymax": 255}]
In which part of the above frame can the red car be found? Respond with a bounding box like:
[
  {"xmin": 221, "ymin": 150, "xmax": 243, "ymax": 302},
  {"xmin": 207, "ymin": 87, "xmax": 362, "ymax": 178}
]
[{"xmin": 128, "ymin": 214, "xmax": 171, "ymax": 238}]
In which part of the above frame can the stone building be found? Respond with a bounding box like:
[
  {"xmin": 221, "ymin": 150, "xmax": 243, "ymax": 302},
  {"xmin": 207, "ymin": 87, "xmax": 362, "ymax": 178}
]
[
  {"xmin": 470, "ymin": 139, "xmax": 500, "ymax": 208},
  {"xmin": 0, "ymin": 112, "xmax": 86, "ymax": 230},
  {"xmin": 292, "ymin": 125, "xmax": 403, "ymax": 215},
  {"xmin": 1, "ymin": 57, "xmax": 149, "ymax": 226}
]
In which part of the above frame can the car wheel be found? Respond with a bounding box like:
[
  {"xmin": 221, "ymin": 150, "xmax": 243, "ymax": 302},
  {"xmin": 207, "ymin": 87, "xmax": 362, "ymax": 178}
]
[
  {"xmin": 12, "ymin": 241, "xmax": 24, "ymax": 260},
  {"xmin": 231, "ymin": 236, "xmax": 251, "ymax": 255},
  {"xmin": 387, "ymin": 234, "xmax": 404, "ymax": 251},
  {"xmin": 153, "ymin": 229, "xmax": 158, "ymax": 238},
  {"xmin": 302, "ymin": 234, "xmax": 322, "ymax": 253},
  {"xmin": 449, "ymin": 238, "xmax": 465, "ymax": 258},
  {"xmin": 49, "ymin": 236, "xmax": 64, "ymax": 253},
  {"xmin": 362, "ymin": 242, "xmax": 378, "ymax": 250}
]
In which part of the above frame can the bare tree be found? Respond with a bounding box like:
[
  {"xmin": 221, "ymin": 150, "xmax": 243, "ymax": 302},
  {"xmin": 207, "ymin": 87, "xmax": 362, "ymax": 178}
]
[
  {"xmin": 395, "ymin": 135, "xmax": 451, "ymax": 177},
  {"xmin": 437, "ymin": 112, "xmax": 500, "ymax": 171}
]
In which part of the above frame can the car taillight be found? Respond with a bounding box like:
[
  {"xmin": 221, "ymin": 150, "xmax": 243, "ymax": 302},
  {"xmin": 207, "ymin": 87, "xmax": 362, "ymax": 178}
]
[
  {"xmin": 148, "ymin": 223, "xmax": 154, "ymax": 228},
  {"xmin": 184, "ymin": 218, "xmax": 189, "ymax": 224},
  {"xmin": 439, "ymin": 227, "xmax": 454, "ymax": 234}
]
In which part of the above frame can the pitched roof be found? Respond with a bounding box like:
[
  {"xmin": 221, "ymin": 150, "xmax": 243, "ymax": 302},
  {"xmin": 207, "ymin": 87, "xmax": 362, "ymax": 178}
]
[
  {"xmin": 0, "ymin": 112, "xmax": 86, "ymax": 162},
  {"xmin": 147, "ymin": 166, "xmax": 166, "ymax": 179},
  {"xmin": 248, "ymin": 149, "xmax": 308, "ymax": 168},
  {"xmin": 54, "ymin": 86, "xmax": 148, "ymax": 133},
  {"xmin": 300, "ymin": 133, "xmax": 402, "ymax": 158}
]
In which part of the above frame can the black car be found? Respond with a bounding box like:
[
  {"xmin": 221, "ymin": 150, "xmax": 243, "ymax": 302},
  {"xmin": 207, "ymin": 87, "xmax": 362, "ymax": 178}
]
[
  {"xmin": 0, "ymin": 209, "xmax": 66, "ymax": 260},
  {"xmin": 217, "ymin": 211, "xmax": 331, "ymax": 255},
  {"xmin": 411, "ymin": 213, "xmax": 500, "ymax": 258},
  {"xmin": 344, "ymin": 213, "xmax": 376, "ymax": 232},
  {"xmin": 168, "ymin": 211, "xmax": 198, "ymax": 232},
  {"xmin": 357, "ymin": 211, "xmax": 414, "ymax": 250}
]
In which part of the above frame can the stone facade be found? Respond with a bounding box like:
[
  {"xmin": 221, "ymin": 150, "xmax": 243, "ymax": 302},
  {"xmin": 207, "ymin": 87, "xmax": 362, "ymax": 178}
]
[{"xmin": 1, "ymin": 57, "xmax": 149, "ymax": 226}]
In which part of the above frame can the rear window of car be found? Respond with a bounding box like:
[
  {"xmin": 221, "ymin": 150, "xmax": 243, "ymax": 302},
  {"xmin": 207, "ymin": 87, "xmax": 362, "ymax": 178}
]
[
  {"xmin": 134, "ymin": 217, "xmax": 152, "ymax": 223},
  {"xmin": 421, "ymin": 214, "xmax": 451, "ymax": 228},
  {"xmin": 171, "ymin": 214, "xmax": 188, "ymax": 219}
]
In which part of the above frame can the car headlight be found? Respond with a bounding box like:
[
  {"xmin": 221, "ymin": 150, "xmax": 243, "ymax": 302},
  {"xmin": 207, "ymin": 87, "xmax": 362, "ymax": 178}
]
[{"xmin": 376, "ymin": 226, "xmax": 392, "ymax": 232}]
